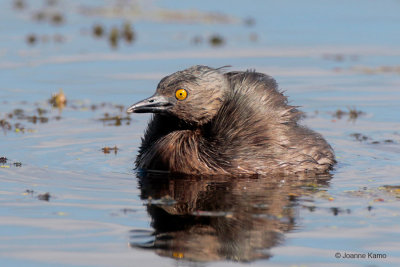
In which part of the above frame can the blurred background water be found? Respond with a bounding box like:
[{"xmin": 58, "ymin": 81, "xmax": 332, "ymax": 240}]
[{"xmin": 1, "ymin": 0, "xmax": 400, "ymax": 266}]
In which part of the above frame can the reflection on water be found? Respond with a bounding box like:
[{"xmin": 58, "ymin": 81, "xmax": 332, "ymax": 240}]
[{"xmin": 130, "ymin": 172, "xmax": 331, "ymax": 262}]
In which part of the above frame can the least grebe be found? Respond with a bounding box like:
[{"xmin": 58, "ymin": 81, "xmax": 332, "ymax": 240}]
[{"xmin": 127, "ymin": 65, "xmax": 335, "ymax": 175}]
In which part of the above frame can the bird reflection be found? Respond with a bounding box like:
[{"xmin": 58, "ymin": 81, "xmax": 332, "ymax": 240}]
[{"xmin": 130, "ymin": 172, "xmax": 331, "ymax": 262}]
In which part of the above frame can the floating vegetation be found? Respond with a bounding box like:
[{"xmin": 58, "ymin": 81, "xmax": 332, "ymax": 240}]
[
  {"xmin": 102, "ymin": 145, "xmax": 119, "ymax": 154},
  {"xmin": 1, "ymin": 99, "xmax": 132, "ymax": 136},
  {"xmin": 109, "ymin": 27, "xmax": 119, "ymax": 48},
  {"xmin": 14, "ymin": 162, "xmax": 22, "ymax": 167},
  {"xmin": 26, "ymin": 33, "xmax": 65, "ymax": 45},
  {"xmin": 350, "ymin": 133, "xmax": 369, "ymax": 142},
  {"xmin": 350, "ymin": 133, "xmax": 396, "ymax": 145},
  {"xmin": 370, "ymin": 139, "xmax": 395, "ymax": 145},
  {"xmin": 49, "ymin": 89, "xmax": 67, "ymax": 109},
  {"xmin": 209, "ymin": 34, "xmax": 224, "ymax": 47},
  {"xmin": 122, "ymin": 22, "xmax": 135, "ymax": 43},
  {"xmin": 21, "ymin": 190, "xmax": 52, "ymax": 201},
  {"xmin": 331, "ymin": 107, "xmax": 365, "ymax": 121},
  {"xmin": 99, "ymin": 113, "xmax": 131, "ymax": 126},
  {"xmin": 1, "ymin": 103, "xmax": 58, "ymax": 134},
  {"xmin": 32, "ymin": 10, "xmax": 65, "ymax": 25},
  {"xmin": 0, "ymin": 157, "xmax": 22, "ymax": 168},
  {"xmin": 91, "ymin": 22, "xmax": 136, "ymax": 48},
  {"xmin": 0, "ymin": 119, "xmax": 12, "ymax": 131},
  {"xmin": 23, "ymin": 189, "xmax": 34, "ymax": 195},
  {"xmin": 93, "ymin": 24, "xmax": 104, "ymax": 37},
  {"xmin": 348, "ymin": 108, "xmax": 364, "ymax": 120},
  {"xmin": 51, "ymin": 12, "xmax": 64, "ymax": 25},
  {"xmin": 38, "ymin": 192, "xmax": 51, "ymax": 201},
  {"xmin": 26, "ymin": 34, "xmax": 37, "ymax": 45},
  {"xmin": 380, "ymin": 185, "xmax": 400, "ymax": 198},
  {"xmin": 345, "ymin": 185, "xmax": 400, "ymax": 204},
  {"xmin": 13, "ymin": 0, "xmax": 26, "ymax": 10},
  {"xmin": 26, "ymin": 115, "xmax": 49, "ymax": 124}
]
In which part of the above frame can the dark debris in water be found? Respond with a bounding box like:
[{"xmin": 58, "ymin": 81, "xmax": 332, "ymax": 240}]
[
  {"xmin": 51, "ymin": 13, "xmax": 64, "ymax": 25},
  {"xmin": 38, "ymin": 192, "xmax": 51, "ymax": 201},
  {"xmin": 102, "ymin": 145, "xmax": 119, "ymax": 154},
  {"xmin": 0, "ymin": 156, "xmax": 22, "ymax": 168},
  {"xmin": 209, "ymin": 34, "xmax": 225, "ymax": 47},
  {"xmin": 91, "ymin": 22, "xmax": 136, "ymax": 49},
  {"xmin": 1, "ymin": 91, "xmax": 134, "ymax": 137},
  {"xmin": 331, "ymin": 107, "xmax": 365, "ymax": 121},
  {"xmin": 13, "ymin": 162, "xmax": 22, "ymax": 167},
  {"xmin": 25, "ymin": 189, "xmax": 34, "ymax": 195},
  {"xmin": 32, "ymin": 10, "xmax": 65, "ymax": 25},
  {"xmin": 93, "ymin": 24, "xmax": 104, "ymax": 37},
  {"xmin": 15, "ymin": 0, "xmax": 66, "ymax": 46},
  {"xmin": 123, "ymin": 22, "xmax": 135, "ymax": 43},
  {"xmin": 26, "ymin": 33, "xmax": 66, "ymax": 45},
  {"xmin": 350, "ymin": 133, "xmax": 396, "ymax": 145},
  {"xmin": 350, "ymin": 133, "xmax": 369, "ymax": 142},
  {"xmin": 0, "ymin": 104, "xmax": 57, "ymax": 134},
  {"xmin": 99, "ymin": 113, "xmax": 131, "ymax": 126},
  {"xmin": 26, "ymin": 34, "xmax": 37, "ymax": 45},
  {"xmin": 13, "ymin": 0, "xmax": 26, "ymax": 10}
]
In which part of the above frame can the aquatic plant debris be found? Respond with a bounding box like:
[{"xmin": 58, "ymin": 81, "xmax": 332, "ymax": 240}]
[
  {"xmin": 102, "ymin": 146, "xmax": 119, "ymax": 154},
  {"xmin": 49, "ymin": 89, "xmax": 67, "ymax": 108},
  {"xmin": 350, "ymin": 133, "xmax": 397, "ymax": 145},
  {"xmin": 93, "ymin": 24, "xmax": 104, "ymax": 37},
  {"xmin": 209, "ymin": 35, "xmax": 225, "ymax": 47},
  {"xmin": 38, "ymin": 192, "xmax": 51, "ymax": 201},
  {"xmin": 92, "ymin": 22, "xmax": 136, "ymax": 48},
  {"xmin": 99, "ymin": 113, "xmax": 131, "ymax": 126},
  {"xmin": 332, "ymin": 107, "xmax": 365, "ymax": 121}
]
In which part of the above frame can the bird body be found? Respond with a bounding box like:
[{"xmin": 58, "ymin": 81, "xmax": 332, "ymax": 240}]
[{"xmin": 127, "ymin": 65, "xmax": 335, "ymax": 175}]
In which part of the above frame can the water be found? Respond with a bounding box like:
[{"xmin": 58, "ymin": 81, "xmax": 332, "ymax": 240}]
[{"xmin": 1, "ymin": 0, "xmax": 400, "ymax": 266}]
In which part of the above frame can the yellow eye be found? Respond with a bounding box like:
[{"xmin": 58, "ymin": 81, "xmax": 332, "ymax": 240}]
[{"xmin": 175, "ymin": 89, "xmax": 187, "ymax": 100}]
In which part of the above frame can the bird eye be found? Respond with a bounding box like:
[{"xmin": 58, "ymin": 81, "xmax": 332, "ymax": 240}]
[{"xmin": 175, "ymin": 89, "xmax": 188, "ymax": 100}]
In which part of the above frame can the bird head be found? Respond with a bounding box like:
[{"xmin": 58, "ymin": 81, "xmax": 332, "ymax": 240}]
[{"xmin": 127, "ymin": 65, "xmax": 229, "ymax": 125}]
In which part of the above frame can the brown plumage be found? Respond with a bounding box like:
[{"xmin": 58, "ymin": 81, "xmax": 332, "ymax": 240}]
[{"xmin": 127, "ymin": 65, "xmax": 335, "ymax": 175}]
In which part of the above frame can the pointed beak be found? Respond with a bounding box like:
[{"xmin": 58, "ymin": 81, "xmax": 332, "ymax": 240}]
[{"xmin": 126, "ymin": 94, "xmax": 173, "ymax": 113}]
